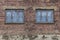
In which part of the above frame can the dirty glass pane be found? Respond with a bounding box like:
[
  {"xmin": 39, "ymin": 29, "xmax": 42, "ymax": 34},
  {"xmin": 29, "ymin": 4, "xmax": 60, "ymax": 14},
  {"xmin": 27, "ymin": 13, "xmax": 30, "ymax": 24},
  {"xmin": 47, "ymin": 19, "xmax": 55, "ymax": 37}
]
[
  {"xmin": 41, "ymin": 11, "xmax": 47, "ymax": 23},
  {"xmin": 18, "ymin": 10, "xmax": 24, "ymax": 23},
  {"xmin": 36, "ymin": 10, "xmax": 41, "ymax": 23},
  {"xmin": 12, "ymin": 10, "xmax": 18, "ymax": 23},
  {"xmin": 47, "ymin": 11, "xmax": 53, "ymax": 23},
  {"xmin": 6, "ymin": 10, "xmax": 12, "ymax": 23}
]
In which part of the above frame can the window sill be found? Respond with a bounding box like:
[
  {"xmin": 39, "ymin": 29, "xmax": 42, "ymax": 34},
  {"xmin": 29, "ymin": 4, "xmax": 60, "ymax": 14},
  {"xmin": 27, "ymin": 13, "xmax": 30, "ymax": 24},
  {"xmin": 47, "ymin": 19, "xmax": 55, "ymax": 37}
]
[
  {"xmin": 35, "ymin": 22, "xmax": 55, "ymax": 24},
  {"xmin": 5, "ymin": 22, "xmax": 25, "ymax": 24}
]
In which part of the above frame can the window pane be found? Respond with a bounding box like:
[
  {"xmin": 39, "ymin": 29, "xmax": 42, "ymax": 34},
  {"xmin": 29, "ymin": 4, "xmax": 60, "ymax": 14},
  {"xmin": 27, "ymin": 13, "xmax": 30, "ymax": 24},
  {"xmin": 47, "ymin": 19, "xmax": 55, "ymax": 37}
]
[
  {"xmin": 36, "ymin": 10, "xmax": 41, "ymax": 23},
  {"xmin": 6, "ymin": 10, "xmax": 12, "ymax": 23},
  {"xmin": 47, "ymin": 11, "xmax": 53, "ymax": 22},
  {"xmin": 12, "ymin": 10, "xmax": 18, "ymax": 23},
  {"xmin": 41, "ymin": 11, "xmax": 47, "ymax": 22},
  {"xmin": 18, "ymin": 10, "xmax": 24, "ymax": 23}
]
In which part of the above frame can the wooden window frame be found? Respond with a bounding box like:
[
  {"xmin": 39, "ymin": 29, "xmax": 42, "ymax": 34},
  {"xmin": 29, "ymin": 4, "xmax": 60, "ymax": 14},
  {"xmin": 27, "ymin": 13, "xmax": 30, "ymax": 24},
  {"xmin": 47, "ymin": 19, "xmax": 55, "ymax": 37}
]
[
  {"xmin": 5, "ymin": 9, "xmax": 24, "ymax": 24},
  {"xmin": 35, "ymin": 9, "xmax": 54, "ymax": 23}
]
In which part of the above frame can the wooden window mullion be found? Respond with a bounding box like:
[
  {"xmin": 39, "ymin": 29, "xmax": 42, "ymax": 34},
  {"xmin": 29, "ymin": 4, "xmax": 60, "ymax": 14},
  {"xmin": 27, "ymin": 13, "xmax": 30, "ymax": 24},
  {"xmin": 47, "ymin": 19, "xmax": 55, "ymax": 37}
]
[
  {"xmin": 46, "ymin": 11, "xmax": 48, "ymax": 23},
  {"xmin": 11, "ymin": 10, "xmax": 13, "ymax": 23},
  {"xmin": 41, "ymin": 11, "xmax": 42, "ymax": 23}
]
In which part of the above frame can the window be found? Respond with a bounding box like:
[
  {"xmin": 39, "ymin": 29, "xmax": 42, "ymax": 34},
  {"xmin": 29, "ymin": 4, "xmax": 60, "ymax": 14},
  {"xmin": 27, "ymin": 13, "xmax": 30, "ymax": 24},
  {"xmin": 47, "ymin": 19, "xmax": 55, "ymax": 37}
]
[
  {"xmin": 36, "ymin": 9, "xmax": 54, "ymax": 23},
  {"xmin": 6, "ymin": 9, "xmax": 24, "ymax": 23}
]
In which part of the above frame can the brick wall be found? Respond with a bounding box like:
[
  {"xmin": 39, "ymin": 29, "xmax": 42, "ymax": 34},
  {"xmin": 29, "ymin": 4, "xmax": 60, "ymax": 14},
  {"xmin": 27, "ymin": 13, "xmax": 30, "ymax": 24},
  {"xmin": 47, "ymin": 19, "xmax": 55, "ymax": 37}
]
[{"xmin": 0, "ymin": 0, "xmax": 60, "ymax": 35}]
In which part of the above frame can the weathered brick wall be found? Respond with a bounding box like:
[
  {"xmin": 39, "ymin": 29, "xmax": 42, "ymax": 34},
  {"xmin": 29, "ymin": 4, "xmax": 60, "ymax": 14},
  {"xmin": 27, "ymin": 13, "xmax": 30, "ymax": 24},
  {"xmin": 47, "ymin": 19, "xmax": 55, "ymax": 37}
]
[{"xmin": 0, "ymin": 0, "xmax": 60, "ymax": 35}]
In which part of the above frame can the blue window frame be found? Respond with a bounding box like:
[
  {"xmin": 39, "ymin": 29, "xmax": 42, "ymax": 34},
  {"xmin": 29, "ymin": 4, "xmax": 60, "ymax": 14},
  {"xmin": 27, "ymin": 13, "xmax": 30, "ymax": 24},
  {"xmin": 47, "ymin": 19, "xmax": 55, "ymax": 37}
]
[
  {"xmin": 36, "ymin": 9, "xmax": 54, "ymax": 23},
  {"xmin": 6, "ymin": 9, "xmax": 24, "ymax": 23}
]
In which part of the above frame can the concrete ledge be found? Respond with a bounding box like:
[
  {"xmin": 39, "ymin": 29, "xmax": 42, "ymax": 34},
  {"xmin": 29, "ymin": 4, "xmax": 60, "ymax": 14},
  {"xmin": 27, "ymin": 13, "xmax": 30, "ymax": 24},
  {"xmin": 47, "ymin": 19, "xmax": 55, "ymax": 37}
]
[
  {"xmin": 2, "ymin": 6, "xmax": 27, "ymax": 10},
  {"xmin": 33, "ymin": 6, "xmax": 58, "ymax": 11}
]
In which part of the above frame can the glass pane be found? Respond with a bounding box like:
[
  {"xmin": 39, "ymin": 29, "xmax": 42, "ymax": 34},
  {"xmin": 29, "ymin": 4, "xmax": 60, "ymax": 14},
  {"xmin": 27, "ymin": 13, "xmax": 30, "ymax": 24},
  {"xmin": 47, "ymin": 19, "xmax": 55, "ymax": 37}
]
[
  {"xmin": 41, "ymin": 11, "xmax": 47, "ymax": 22},
  {"xmin": 47, "ymin": 11, "xmax": 53, "ymax": 22},
  {"xmin": 12, "ymin": 10, "xmax": 18, "ymax": 23},
  {"xmin": 18, "ymin": 11, "xmax": 24, "ymax": 23},
  {"xmin": 36, "ymin": 10, "xmax": 41, "ymax": 23},
  {"xmin": 6, "ymin": 10, "xmax": 12, "ymax": 23}
]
